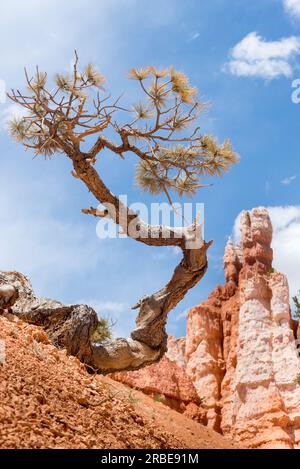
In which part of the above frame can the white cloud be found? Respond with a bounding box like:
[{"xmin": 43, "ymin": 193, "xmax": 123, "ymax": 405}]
[
  {"xmin": 281, "ymin": 174, "xmax": 297, "ymax": 185},
  {"xmin": 232, "ymin": 206, "xmax": 300, "ymax": 299},
  {"xmin": 225, "ymin": 32, "xmax": 300, "ymax": 79},
  {"xmin": 268, "ymin": 205, "xmax": 300, "ymax": 230},
  {"xmin": 284, "ymin": 0, "xmax": 300, "ymax": 20},
  {"xmin": 232, "ymin": 213, "xmax": 242, "ymax": 244},
  {"xmin": 269, "ymin": 206, "xmax": 300, "ymax": 300},
  {"xmin": 0, "ymin": 104, "xmax": 28, "ymax": 129}
]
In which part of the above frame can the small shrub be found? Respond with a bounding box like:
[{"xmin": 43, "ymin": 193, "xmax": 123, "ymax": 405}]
[
  {"xmin": 128, "ymin": 391, "xmax": 140, "ymax": 405},
  {"xmin": 294, "ymin": 374, "xmax": 300, "ymax": 386},
  {"xmin": 293, "ymin": 292, "xmax": 300, "ymax": 319},
  {"xmin": 153, "ymin": 393, "xmax": 165, "ymax": 403},
  {"xmin": 92, "ymin": 318, "xmax": 112, "ymax": 343}
]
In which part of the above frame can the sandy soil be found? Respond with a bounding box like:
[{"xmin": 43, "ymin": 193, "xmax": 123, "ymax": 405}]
[{"xmin": 0, "ymin": 314, "xmax": 237, "ymax": 449}]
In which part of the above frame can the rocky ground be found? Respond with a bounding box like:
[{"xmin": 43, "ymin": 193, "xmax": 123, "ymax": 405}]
[{"xmin": 0, "ymin": 314, "xmax": 237, "ymax": 449}]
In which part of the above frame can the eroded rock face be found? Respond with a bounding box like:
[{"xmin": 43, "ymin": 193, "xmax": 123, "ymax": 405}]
[
  {"xmin": 112, "ymin": 208, "xmax": 300, "ymax": 448},
  {"xmin": 112, "ymin": 355, "xmax": 207, "ymax": 425},
  {"xmin": 185, "ymin": 294, "xmax": 225, "ymax": 432},
  {"xmin": 166, "ymin": 336, "xmax": 186, "ymax": 369},
  {"xmin": 186, "ymin": 208, "xmax": 300, "ymax": 448}
]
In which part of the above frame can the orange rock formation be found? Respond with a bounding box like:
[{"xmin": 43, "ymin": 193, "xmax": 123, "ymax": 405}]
[{"xmin": 113, "ymin": 208, "xmax": 300, "ymax": 448}]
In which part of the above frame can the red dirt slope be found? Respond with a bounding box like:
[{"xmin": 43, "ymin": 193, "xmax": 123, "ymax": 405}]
[{"xmin": 0, "ymin": 314, "xmax": 237, "ymax": 449}]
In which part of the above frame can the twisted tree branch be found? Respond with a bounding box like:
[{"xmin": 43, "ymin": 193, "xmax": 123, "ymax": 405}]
[{"xmin": 4, "ymin": 58, "xmax": 236, "ymax": 372}]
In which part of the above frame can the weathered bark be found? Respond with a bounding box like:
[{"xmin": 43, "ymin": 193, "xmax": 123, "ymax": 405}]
[
  {"xmin": 0, "ymin": 226, "xmax": 210, "ymax": 373},
  {"xmin": 73, "ymin": 154, "xmax": 192, "ymax": 248},
  {"xmin": 0, "ymin": 272, "xmax": 98, "ymax": 360},
  {"xmin": 91, "ymin": 231, "xmax": 211, "ymax": 373}
]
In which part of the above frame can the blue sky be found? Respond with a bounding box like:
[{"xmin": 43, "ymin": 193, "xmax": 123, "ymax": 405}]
[{"xmin": 0, "ymin": 0, "xmax": 300, "ymax": 337}]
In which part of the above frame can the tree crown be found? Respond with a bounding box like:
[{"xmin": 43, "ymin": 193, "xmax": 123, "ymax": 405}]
[{"xmin": 8, "ymin": 54, "xmax": 239, "ymax": 202}]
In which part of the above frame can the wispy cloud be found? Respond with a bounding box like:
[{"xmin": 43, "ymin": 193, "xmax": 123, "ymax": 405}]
[
  {"xmin": 0, "ymin": 104, "xmax": 28, "ymax": 129},
  {"xmin": 174, "ymin": 309, "xmax": 188, "ymax": 321},
  {"xmin": 224, "ymin": 32, "xmax": 300, "ymax": 79},
  {"xmin": 78, "ymin": 299, "xmax": 128, "ymax": 315},
  {"xmin": 281, "ymin": 174, "xmax": 297, "ymax": 185},
  {"xmin": 190, "ymin": 32, "xmax": 200, "ymax": 41},
  {"xmin": 284, "ymin": 0, "xmax": 300, "ymax": 21},
  {"xmin": 153, "ymin": 245, "xmax": 182, "ymax": 260}
]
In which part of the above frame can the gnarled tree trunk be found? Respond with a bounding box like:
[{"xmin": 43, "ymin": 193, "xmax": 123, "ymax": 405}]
[
  {"xmin": 0, "ymin": 227, "xmax": 210, "ymax": 373},
  {"xmin": 0, "ymin": 153, "xmax": 211, "ymax": 373}
]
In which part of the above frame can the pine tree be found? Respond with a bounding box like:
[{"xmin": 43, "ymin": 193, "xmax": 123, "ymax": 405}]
[{"xmin": 7, "ymin": 54, "xmax": 239, "ymax": 372}]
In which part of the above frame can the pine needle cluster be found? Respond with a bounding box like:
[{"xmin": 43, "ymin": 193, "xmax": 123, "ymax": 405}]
[{"xmin": 8, "ymin": 55, "xmax": 239, "ymax": 201}]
